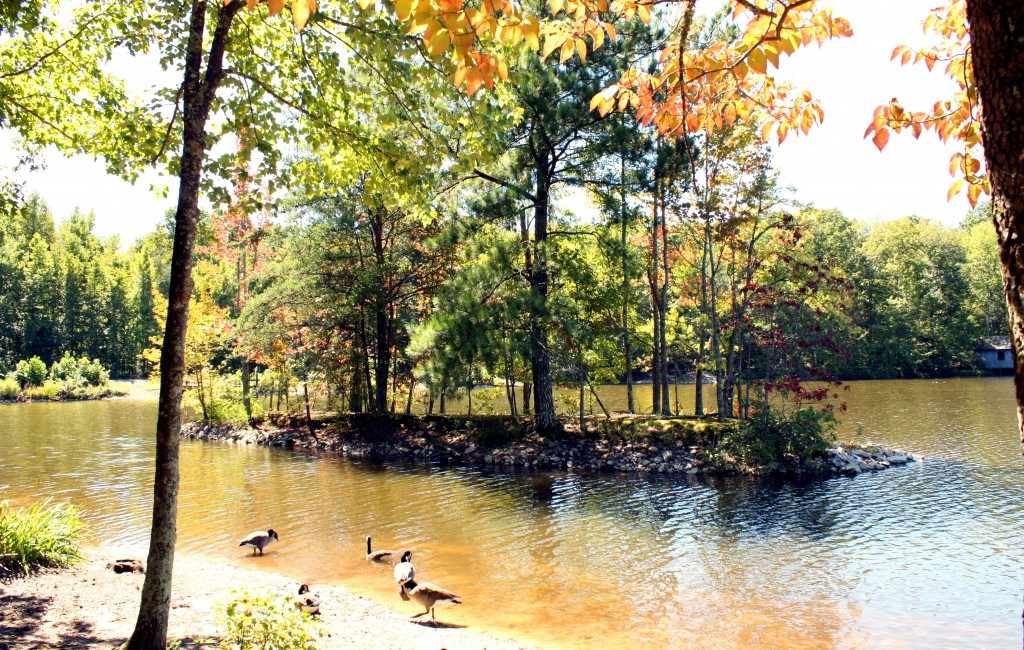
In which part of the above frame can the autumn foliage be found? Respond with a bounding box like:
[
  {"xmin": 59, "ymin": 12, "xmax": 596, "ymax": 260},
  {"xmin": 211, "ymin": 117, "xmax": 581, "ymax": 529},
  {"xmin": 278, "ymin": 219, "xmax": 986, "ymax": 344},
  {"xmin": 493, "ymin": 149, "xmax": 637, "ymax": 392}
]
[{"xmin": 863, "ymin": 0, "xmax": 985, "ymax": 206}]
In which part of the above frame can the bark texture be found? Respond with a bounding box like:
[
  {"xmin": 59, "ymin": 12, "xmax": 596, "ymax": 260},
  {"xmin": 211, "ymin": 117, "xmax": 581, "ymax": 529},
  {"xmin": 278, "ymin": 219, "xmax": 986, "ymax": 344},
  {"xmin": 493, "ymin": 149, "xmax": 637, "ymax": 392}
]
[
  {"xmin": 966, "ymin": 1, "xmax": 1024, "ymax": 445},
  {"xmin": 127, "ymin": 1, "xmax": 241, "ymax": 647}
]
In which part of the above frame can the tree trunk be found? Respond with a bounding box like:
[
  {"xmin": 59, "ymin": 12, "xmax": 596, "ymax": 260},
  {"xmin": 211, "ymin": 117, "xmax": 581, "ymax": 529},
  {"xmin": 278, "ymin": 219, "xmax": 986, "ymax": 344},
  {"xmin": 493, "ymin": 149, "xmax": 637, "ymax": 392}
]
[
  {"xmin": 651, "ymin": 197, "xmax": 662, "ymax": 414},
  {"xmin": 529, "ymin": 153, "xmax": 560, "ymax": 435},
  {"xmin": 241, "ymin": 356, "xmax": 251, "ymax": 420},
  {"xmin": 303, "ymin": 380, "xmax": 313, "ymax": 434},
  {"xmin": 128, "ymin": 2, "xmax": 241, "ymax": 647},
  {"xmin": 620, "ymin": 138, "xmax": 635, "ymax": 414},
  {"xmin": 966, "ymin": 1, "xmax": 1024, "ymax": 446},
  {"xmin": 439, "ymin": 371, "xmax": 447, "ymax": 414},
  {"xmin": 659, "ymin": 192, "xmax": 671, "ymax": 414},
  {"xmin": 405, "ymin": 373, "xmax": 414, "ymax": 414},
  {"xmin": 579, "ymin": 360, "xmax": 586, "ymax": 432},
  {"xmin": 374, "ymin": 306, "xmax": 390, "ymax": 413}
]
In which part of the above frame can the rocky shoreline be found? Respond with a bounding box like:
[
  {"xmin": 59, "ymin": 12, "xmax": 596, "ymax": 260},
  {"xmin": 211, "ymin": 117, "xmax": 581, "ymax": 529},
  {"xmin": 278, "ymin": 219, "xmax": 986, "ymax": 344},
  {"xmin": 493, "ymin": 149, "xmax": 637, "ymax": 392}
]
[{"xmin": 181, "ymin": 416, "xmax": 918, "ymax": 478}]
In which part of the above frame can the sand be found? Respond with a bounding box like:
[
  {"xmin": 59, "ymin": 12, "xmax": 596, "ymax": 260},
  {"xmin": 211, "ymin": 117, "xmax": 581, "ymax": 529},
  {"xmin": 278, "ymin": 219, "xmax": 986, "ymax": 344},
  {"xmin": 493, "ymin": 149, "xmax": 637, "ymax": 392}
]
[{"xmin": 0, "ymin": 548, "xmax": 533, "ymax": 650}]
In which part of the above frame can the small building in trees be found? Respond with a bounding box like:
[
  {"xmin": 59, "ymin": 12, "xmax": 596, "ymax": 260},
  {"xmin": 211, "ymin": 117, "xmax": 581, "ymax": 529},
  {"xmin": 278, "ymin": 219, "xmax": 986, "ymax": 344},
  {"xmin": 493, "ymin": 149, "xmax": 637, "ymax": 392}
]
[{"xmin": 976, "ymin": 336, "xmax": 1013, "ymax": 372}]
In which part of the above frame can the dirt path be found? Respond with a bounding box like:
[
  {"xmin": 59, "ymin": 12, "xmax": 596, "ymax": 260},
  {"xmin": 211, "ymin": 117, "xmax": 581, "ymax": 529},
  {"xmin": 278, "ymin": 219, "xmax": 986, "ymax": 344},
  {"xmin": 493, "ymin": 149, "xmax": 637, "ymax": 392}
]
[{"xmin": 0, "ymin": 548, "xmax": 533, "ymax": 650}]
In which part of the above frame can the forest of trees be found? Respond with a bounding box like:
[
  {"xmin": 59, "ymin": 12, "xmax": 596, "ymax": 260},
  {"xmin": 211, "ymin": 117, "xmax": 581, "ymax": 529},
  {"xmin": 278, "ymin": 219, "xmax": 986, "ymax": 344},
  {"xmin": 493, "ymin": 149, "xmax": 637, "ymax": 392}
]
[{"xmin": 0, "ymin": 177, "xmax": 1004, "ymax": 418}]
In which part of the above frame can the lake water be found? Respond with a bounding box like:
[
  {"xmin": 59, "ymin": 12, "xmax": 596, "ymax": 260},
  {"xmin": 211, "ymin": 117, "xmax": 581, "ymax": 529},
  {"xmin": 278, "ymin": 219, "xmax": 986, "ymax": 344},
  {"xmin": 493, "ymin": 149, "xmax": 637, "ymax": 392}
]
[{"xmin": 0, "ymin": 378, "xmax": 1021, "ymax": 648}]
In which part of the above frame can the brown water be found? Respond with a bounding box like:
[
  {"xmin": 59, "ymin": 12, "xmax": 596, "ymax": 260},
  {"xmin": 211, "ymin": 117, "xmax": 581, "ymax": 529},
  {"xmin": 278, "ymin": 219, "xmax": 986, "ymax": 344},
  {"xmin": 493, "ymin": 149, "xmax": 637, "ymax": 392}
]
[{"xmin": 1, "ymin": 378, "xmax": 1021, "ymax": 648}]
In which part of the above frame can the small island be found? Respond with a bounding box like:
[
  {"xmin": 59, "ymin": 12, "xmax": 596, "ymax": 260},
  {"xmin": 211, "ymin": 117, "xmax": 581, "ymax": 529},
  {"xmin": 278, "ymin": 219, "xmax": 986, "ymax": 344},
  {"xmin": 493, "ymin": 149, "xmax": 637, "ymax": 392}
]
[
  {"xmin": 0, "ymin": 354, "xmax": 124, "ymax": 403},
  {"xmin": 182, "ymin": 412, "xmax": 918, "ymax": 479}
]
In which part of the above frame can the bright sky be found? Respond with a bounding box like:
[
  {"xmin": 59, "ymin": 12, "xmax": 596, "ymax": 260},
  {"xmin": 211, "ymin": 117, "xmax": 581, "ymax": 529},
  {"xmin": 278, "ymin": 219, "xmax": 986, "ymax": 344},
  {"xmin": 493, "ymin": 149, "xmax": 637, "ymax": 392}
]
[{"xmin": 4, "ymin": 0, "xmax": 967, "ymax": 246}]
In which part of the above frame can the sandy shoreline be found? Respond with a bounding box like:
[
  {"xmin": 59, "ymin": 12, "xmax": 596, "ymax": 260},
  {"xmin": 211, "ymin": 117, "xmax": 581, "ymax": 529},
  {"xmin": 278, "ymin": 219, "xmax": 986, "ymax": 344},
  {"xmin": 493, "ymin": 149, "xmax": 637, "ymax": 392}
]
[{"xmin": 0, "ymin": 547, "xmax": 533, "ymax": 649}]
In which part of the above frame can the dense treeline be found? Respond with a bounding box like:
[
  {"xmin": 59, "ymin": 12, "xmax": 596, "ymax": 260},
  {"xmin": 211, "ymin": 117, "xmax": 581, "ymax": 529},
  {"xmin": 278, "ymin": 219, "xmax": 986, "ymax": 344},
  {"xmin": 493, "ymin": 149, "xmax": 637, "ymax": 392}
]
[
  {"xmin": 0, "ymin": 187, "xmax": 1002, "ymax": 408},
  {"xmin": 0, "ymin": 195, "xmax": 161, "ymax": 378}
]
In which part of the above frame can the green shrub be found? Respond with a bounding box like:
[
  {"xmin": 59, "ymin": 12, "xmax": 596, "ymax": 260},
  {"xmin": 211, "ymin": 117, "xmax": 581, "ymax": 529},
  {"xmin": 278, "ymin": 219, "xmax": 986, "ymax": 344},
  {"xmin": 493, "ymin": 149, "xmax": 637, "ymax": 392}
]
[
  {"xmin": 219, "ymin": 588, "xmax": 323, "ymax": 650},
  {"xmin": 24, "ymin": 380, "xmax": 61, "ymax": 400},
  {"xmin": 49, "ymin": 352, "xmax": 82, "ymax": 385},
  {"xmin": 50, "ymin": 353, "xmax": 109, "ymax": 387},
  {"xmin": 718, "ymin": 408, "xmax": 836, "ymax": 466},
  {"xmin": 207, "ymin": 400, "xmax": 250, "ymax": 426},
  {"xmin": 15, "ymin": 356, "xmax": 47, "ymax": 388},
  {"xmin": 81, "ymin": 358, "xmax": 109, "ymax": 387},
  {"xmin": 0, "ymin": 495, "xmax": 85, "ymax": 577},
  {"xmin": 0, "ymin": 376, "xmax": 20, "ymax": 400}
]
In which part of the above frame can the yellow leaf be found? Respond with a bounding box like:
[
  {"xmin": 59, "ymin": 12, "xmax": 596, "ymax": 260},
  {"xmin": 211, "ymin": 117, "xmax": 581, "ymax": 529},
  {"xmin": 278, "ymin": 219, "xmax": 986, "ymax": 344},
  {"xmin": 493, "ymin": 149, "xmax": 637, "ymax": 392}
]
[
  {"xmin": 497, "ymin": 58, "xmax": 509, "ymax": 81},
  {"xmin": 268, "ymin": 0, "xmax": 285, "ymax": 16},
  {"xmin": 358, "ymin": 0, "xmax": 375, "ymax": 9},
  {"xmin": 542, "ymin": 35, "xmax": 561, "ymax": 59},
  {"xmin": 593, "ymin": 25, "xmax": 605, "ymax": 50},
  {"xmin": 396, "ymin": 0, "xmax": 413, "ymax": 20},
  {"xmin": 604, "ymin": 22, "xmax": 616, "ymax": 42},
  {"xmin": 551, "ymin": 0, "xmax": 564, "ymax": 15},
  {"xmin": 428, "ymin": 29, "xmax": 451, "ymax": 56},
  {"xmin": 576, "ymin": 38, "xmax": 587, "ymax": 61},
  {"xmin": 748, "ymin": 48, "xmax": 767, "ymax": 75},
  {"xmin": 559, "ymin": 39, "xmax": 574, "ymax": 63},
  {"xmin": 947, "ymin": 179, "xmax": 965, "ymax": 201},
  {"xmin": 523, "ymin": 16, "xmax": 540, "ymax": 50},
  {"xmin": 292, "ymin": 0, "xmax": 311, "ymax": 31}
]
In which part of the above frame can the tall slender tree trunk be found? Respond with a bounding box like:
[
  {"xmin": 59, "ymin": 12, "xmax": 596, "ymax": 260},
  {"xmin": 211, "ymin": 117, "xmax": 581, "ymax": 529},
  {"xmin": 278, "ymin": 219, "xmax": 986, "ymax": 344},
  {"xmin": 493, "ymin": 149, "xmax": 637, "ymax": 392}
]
[
  {"xmin": 651, "ymin": 196, "xmax": 662, "ymax": 414},
  {"xmin": 578, "ymin": 360, "xmax": 586, "ymax": 432},
  {"xmin": 303, "ymin": 380, "xmax": 313, "ymax": 434},
  {"xmin": 966, "ymin": 1, "xmax": 1024, "ymax": 446},
  {"xmin": 128, "ymin": 2, "xmax": 241, "ymax": 647},
  {"xmin": 240, "ymin": 357, "xmax": 251, "ymax": 419},
  {"xmin": 530, "ymin": 154, "xmax": 560, "ymax": 434},
  {"xmin": 519, "ymin": 210, "xmax": 533, "ymax": 416},
  {"xmin": 620, "ymin": 136, "xmax": 635, "ymax": 414},
  {"xmin": 695, "ymin": 220, "xmax": 710, "ymax": 417},
  {"xmin": 439, "ymin": 371, "xmax": 447, "ymax": 414},
  {"xmin": 659, "ymin": 192, "xmax": 671, "ymax": 414}
]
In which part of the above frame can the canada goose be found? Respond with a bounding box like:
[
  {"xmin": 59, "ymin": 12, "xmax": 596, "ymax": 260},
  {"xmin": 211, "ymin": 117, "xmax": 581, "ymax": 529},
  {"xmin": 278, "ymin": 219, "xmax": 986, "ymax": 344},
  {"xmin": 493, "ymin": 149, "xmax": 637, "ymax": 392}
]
[
  {"xmin": 366, "ymin": 536, "xmax": 398, "ymax": 563},
  {"xmin": 400, "ymin": 577, "xmax": 461, "ymax": 622},
  {"xmin": 295, "ymin": 584, "xmax": 321, "ymax": 616},
  {"xmin": 393, "ymin": 550, "xmax": 414, "ymax": 599},
  {"xmin": 239, "ymin": 529, "xmax": 279, "ymax": 555}
]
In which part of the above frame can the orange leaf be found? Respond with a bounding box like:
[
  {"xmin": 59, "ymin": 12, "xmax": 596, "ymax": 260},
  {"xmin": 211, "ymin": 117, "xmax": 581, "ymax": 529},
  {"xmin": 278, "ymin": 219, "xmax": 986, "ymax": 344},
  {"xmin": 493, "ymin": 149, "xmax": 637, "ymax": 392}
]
[
  {"xmin": 723, "ymin": 102, "xmax": 737, "ymax": 126},
  {"xmin": 871, "ymin": 128, "xmax": 890, "ymax": 151},
  {"xmin": 268, "ymin": 0, "xmax": 285, "ymax": 16},
  {"xmin": 967, "ymin": 182, "xmax": 982, "ymax": 207}
]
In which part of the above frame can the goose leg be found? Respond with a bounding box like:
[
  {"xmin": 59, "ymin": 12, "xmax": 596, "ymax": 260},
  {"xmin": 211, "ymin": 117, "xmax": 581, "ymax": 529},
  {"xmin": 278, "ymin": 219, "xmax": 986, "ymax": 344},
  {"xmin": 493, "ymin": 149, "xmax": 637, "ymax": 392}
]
[{"xmin": 431, "ymin": 608, "xmax": 436, "ymax": 621}]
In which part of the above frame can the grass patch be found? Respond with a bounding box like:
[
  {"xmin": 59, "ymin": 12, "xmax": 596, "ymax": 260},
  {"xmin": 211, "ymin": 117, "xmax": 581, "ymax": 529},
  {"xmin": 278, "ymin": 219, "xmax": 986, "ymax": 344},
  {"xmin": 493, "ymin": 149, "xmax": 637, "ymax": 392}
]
[{"xmin": 0, "ymin": 494, "xmax": 85, "ymax": 577}]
